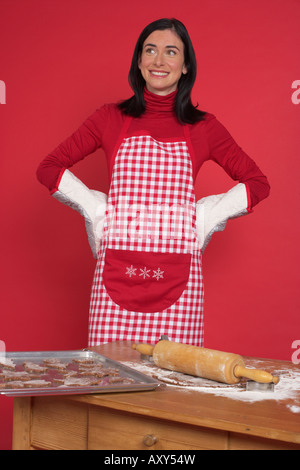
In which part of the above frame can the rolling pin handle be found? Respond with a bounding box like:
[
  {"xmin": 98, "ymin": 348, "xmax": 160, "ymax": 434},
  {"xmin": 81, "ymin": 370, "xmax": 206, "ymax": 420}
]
[
  {"xmin": 234, "ymin": 365, "xmax": 280, "ymax": 384},
  {"xmin": 132, "ymin": 343, "xmax": 155, "ymax": 356}
]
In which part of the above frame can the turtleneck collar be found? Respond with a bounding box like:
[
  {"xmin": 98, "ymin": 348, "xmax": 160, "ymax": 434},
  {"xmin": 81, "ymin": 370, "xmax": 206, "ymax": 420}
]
[{"xmin": 144, "ymin": 87, "xmax": 177, "ymax": 115}]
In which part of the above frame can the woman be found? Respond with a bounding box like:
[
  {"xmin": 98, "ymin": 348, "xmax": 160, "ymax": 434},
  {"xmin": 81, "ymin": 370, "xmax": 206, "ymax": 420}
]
[{"xmin": 37, "ymin": 18, "xmax": 270, "ymax": 347}]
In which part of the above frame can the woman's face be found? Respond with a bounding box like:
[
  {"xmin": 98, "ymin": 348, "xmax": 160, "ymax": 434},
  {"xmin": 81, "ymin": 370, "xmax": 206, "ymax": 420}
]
[{"xmin": 138, "ymin": 29, "xmax": 187, "ymax": 96}]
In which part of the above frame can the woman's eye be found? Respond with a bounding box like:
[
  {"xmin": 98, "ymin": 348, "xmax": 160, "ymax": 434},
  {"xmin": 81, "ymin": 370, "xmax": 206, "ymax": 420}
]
[
  {"xmin": 167, "ymin": 49, "xmax": 176, "ymax": 56},
  {"xmin": 145, "ymin": 48, "xmax": 155, "ymax": 55}
]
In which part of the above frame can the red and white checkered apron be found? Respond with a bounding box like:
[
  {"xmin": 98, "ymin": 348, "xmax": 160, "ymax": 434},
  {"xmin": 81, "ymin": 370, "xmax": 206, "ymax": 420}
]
[{"xmin": 88, "ymin": 121, "xmax": 204, "ymax": 346}]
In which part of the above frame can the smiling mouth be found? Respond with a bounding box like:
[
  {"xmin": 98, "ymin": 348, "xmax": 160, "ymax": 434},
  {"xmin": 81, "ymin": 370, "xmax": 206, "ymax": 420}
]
[{"xmin": 150, "ymin": 71, "xmax": 169, "ymax": 77}]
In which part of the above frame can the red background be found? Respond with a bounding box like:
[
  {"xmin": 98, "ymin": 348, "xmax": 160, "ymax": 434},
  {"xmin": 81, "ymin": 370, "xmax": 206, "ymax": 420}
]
[{"xmin": 1, "ymin": 0, "xmax": 299, "ymax": 449}]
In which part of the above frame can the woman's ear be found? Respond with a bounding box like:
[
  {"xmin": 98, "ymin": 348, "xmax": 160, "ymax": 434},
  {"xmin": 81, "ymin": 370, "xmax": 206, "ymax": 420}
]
[{"xmin": 182, "ymin": 64, "xmax": 188, "ymax": 75}]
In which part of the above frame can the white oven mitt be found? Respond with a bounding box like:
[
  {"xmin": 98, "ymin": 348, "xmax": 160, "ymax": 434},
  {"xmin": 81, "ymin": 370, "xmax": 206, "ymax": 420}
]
[
  {"xmin": 52, "ymin": 169, "xmax": 107, "ymax": 259},
  {"xmin": 196, "ymin": 183, "xmax": 249, "ymax": 252}
]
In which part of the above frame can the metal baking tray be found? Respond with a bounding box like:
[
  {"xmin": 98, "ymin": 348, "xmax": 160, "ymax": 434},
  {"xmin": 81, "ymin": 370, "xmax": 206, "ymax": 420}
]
[{"xmin": 0, "ymin": 349, "xmax": 160, "ymax": 397}]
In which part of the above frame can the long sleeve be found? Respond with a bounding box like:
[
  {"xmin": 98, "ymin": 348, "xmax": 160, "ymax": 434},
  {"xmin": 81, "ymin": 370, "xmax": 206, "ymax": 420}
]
[
  {"xmin": 36, "ymin": 105, "xmax": 110, "ymax": 192},
  {"xmin": 204, "ymin": 115, "xmax": 270, "ymax": 209}
]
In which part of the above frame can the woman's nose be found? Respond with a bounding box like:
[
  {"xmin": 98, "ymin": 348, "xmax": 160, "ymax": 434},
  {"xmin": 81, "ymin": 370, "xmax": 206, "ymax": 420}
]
[{"xmin": 153, "ymin": 51, "xmax": 165, "ymax": 66}]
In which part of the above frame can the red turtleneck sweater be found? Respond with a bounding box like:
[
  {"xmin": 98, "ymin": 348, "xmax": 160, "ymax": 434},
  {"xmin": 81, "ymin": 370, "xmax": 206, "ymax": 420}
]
[{"xmin": 37, "ymin": 89, "xmax": 270, "ymax": 209}]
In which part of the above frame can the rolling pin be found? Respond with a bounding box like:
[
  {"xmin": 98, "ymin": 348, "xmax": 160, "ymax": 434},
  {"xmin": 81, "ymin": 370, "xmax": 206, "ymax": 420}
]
[{"xmin": 132, "ymin": 340, "xmax": 279, "ymax": 385}]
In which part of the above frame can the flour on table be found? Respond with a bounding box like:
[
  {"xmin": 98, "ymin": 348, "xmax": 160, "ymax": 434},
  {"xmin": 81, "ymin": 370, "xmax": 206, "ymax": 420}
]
[
  {"xmin": 122, "ymin": 360, "xmax": 300, "ymax": 407},
  {"xmin": 287, "ymin": 405, "xmax": 300, "ymax": 413}
]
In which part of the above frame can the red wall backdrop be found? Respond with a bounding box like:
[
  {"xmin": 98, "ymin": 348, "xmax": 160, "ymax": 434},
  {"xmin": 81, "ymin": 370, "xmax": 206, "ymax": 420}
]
[{"xmin": 1, "ymin": 0, "xmax": 299, "ymax": 449}]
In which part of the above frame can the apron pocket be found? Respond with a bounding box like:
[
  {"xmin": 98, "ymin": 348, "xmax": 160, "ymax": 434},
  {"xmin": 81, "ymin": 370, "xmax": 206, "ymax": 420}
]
[{"xmin": 103, "ymin": 249, "xmax": 191, "ymax": 313}]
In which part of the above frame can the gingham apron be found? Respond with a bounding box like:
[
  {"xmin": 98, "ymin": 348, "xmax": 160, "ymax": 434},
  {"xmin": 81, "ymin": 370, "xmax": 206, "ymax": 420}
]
[{"xmin": 88, "ymin": 118, "xmax": 204, "ymax": 346}]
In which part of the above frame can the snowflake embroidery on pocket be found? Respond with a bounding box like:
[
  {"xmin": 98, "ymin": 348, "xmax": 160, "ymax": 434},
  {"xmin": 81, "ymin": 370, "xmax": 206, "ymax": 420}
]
[
  {"xmin": 125, "ymin": 265, "xmax": 137, "ymax": 277},
  {"xmin": 152, "ymin": 268, "xmax": 164, "ymax": 281},
  {"xmin": 126, "ymin": 265, "xmax": 164, "ymax": 281},
  {"xmin": 139, "ymin": 267, "xmax": 151, "ymax": 279}
]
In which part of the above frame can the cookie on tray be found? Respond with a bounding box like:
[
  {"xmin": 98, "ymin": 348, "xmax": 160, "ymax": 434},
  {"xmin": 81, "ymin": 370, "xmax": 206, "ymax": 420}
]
[
  {"xmin": 23, "ymin": 361, "xmax": 48, "ymax": 374},
  {"xmin": 24, "ymin": 379, "xmax": 52, "ymax": 388},
  {"xmin": 43, "ymin": 358, "xmax": 69, "ymax": 372},
  {"xmin": 72, "ymin": 358, "xmax": 95, "ymax": 365},
  {"xmin": 3, "ymin": 381, "xmax": 26, "ymax": 389},
  {"xmin": 79, "ymin": 365, "xmax": 106, "ymax": 377},
  {"xmin": 108, "ymin": 376, "xmax": 136, "ymax": 384},
  {"xmin": 63, "ymin": 377, "xmax": 100, "ymax": 387},
  {"xmin": 0, "ymin": 371, "xmax": 33, "ymax": 382},
  {"xmin": 0, "ymin": 357, "xmax": 16, "ymax": 370}
]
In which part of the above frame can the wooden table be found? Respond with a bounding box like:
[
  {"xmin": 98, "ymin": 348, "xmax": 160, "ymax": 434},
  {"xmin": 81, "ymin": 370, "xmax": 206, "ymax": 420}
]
[{"xmin": 12, "ymin": 341, "xmax": 300, "ymax": 450}]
